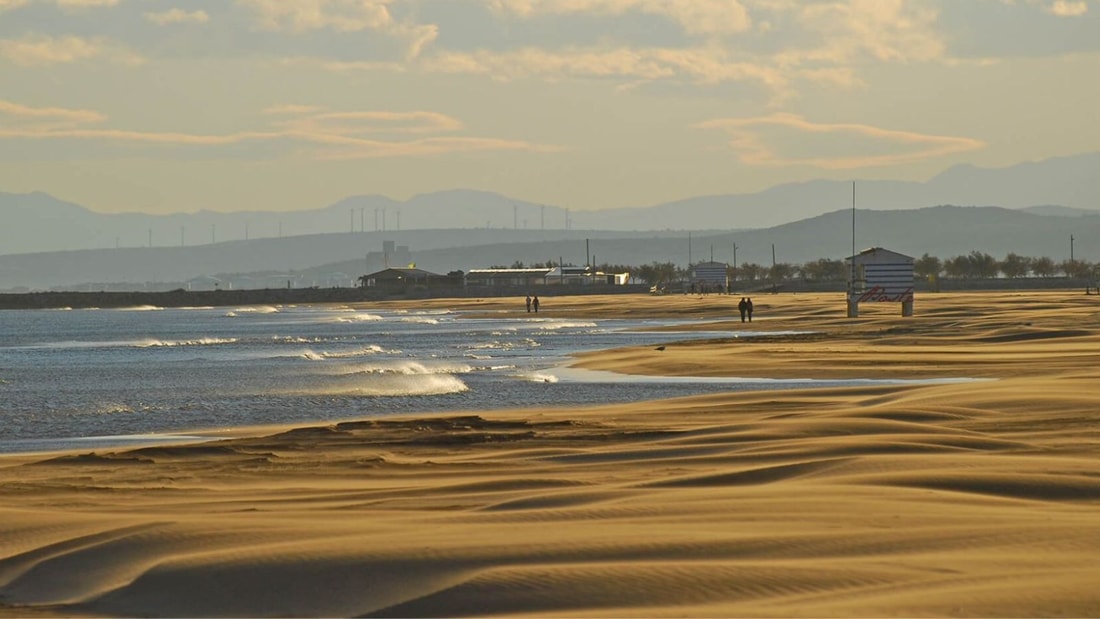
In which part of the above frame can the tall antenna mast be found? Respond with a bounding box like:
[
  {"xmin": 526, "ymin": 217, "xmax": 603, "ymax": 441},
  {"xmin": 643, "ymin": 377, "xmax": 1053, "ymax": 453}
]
[{"xmin": 852, "ymin": 181, "xmax": 856, "ymax": 261}]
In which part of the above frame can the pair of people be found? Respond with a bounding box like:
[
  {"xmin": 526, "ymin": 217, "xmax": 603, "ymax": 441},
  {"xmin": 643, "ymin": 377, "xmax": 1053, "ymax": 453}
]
[
  {"xmin": 525, "ymin": 294, "xmax": 540, "ymax": 313},
  {"xmin": 737, "ymin": 297, "xmax": 754, "ymax": 323}
]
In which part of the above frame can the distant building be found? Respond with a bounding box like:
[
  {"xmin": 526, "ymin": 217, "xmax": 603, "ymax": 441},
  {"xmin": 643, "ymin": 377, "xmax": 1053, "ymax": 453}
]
[
  {"xmin": 465, "ymin": 266, "xmax": 630, "ymax": 288},
  {"xmin": 466, "ymin": 268, "xmax": 554, "ymax": 288},
  {"xmin": 186, "ymin": 275, "xmax": 224, "ymax": 291},
  {"xmin": 690, "ymin": 261, "xmax": 728, "ymax": 292},
  {"xmin": 358, "ymin": 267, "xmax": 442, "ymax": 290},
  {"xmin": 846, "ymin": 247, "xmax": 915, "ymax": 317}
]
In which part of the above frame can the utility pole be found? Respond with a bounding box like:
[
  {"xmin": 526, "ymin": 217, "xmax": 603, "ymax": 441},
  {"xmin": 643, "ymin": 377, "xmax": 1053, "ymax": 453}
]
[
  {"xmin": 688, "ymin": 232, "xmax": 692, "ymax": 266},
  {"xmin": 1071, "ymin": 234, "xmax": 1075, "ymax": 262},
  {"xmin": 771, "ymin": 243, "xmax": 777, "ymax": 294}
]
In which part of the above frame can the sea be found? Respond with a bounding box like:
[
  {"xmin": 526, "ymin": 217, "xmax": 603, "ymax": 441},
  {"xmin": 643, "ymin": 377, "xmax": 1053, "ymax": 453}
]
[{"xmin": 0, "ymin": 303, "xmax": 895, "ymax": 454}]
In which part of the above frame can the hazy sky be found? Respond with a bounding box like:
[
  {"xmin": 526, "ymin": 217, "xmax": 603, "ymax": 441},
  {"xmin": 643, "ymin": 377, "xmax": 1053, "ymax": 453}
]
[{"xmin": 1, "ymin": 0, "xmax": 1098, "ymax": 214}]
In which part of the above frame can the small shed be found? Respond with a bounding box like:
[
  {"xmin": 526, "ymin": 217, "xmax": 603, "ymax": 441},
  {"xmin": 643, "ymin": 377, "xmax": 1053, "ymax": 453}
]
[{"xmin": 846, "ymin": 247, "xmax": 915, "ymax": 317}]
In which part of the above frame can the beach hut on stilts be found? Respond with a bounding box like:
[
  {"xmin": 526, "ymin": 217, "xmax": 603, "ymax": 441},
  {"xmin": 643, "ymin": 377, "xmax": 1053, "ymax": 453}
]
[{"xmin": 846, "ymin": 247, "xmax": 915, "ymax": 317}]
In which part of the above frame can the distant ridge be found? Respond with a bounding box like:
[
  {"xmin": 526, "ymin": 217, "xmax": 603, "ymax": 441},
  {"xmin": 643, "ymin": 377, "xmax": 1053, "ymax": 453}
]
[
  {"xmin": 3, "ymin": 151, "xmax": 1099, "ymax": 257},
  {"xmin": 4, "ymin": 205, "xmax": 1100, "ymax": 291}
]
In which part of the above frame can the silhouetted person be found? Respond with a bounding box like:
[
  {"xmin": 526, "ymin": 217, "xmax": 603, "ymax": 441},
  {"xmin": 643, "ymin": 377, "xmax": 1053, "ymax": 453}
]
[
  {"xmin": 532, "ymin": 295, "xmax": 540, "ymax": 313},
  {"xmin": 746, "ymin": 297, "xmax": 754, "ymax": 322},
  {"xmin": 526, "ymin": 295, "xmax": 532, "ymax": 313},
  {"xmin": 738, "ymin": 297, "xmax": 748, "ymax": 322}
]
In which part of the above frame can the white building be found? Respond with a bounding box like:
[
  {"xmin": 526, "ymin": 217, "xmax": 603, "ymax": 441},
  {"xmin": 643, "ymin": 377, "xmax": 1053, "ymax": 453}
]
[{"xmin": 846, "ymin": 247, "xmax": 915, "ymax": 317}]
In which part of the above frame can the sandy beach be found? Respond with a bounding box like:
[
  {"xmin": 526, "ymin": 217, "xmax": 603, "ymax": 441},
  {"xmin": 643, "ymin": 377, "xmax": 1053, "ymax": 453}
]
[{"xmin": 2, "ymin": 290, "xmax": 1099, "ymax": 617}]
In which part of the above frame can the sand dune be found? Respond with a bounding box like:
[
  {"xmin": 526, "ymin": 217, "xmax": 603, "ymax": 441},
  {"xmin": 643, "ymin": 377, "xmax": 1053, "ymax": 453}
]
[{"xmin": 2, "ymin": 291, "xmax": 1100, "ymax": 617}]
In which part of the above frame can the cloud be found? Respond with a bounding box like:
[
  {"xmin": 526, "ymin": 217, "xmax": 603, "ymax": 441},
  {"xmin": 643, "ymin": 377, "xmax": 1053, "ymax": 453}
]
[
  {"xmin": 56, "ymin": 0, "xmax": 119, "ymax": 7},
  {"xmin": 0, "ymin": 99, "xmax": 107, "ymax": 130},
  {"xmin": 237, "ymin": 0, "xmax": 438, "ymax": 58},
  {"xmin": 0, "ymin": 100, "xmax": 560, "ymax": 159},
  {"xmin": 144, "ymin": 9, "xmax": 211, "ymax": 25},
  {"xmin": 795, "ymin": 0, "xmax": 946, "ymax": 64},
  {"xmin": 423, "ymin": 45, "xmax": 785, "ymax": 86},
  {"xmin": 1047, "ymin": 1, "xmax": 1089, "ymax": 16},
  {"xmin": 277, "ymin": 110, "xmax": 466, "ymax": 135},
  {"xmin": 695, "ymin": 113, "xmax": 986, "ymax": 168},
  {"xmin": 0, "ymin": 0, "xmax": 28, "ymax": 12},
  {"xmin": 489, "ymin": 0, "xmax": 753, "ymax": 36},
  {"xmin": 0, "ymin": 34, "xmax": 142, "ymax": 66},
  {"xmin": 262, "ymin": 104, "xmax": 328, "ymax": 115}
]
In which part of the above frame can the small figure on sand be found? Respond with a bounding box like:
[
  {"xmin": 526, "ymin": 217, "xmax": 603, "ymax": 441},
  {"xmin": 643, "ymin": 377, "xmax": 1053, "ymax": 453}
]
[
  {"xmin": 746, "ymin": 297, "xmax": 754, "ymax": 322},
  {"xmin": 532, "ymin": 295, "xmax": 540, "ymax": 313},
  {"xmin": 738, "ymin": 297, "xmax": 748, "ymax": 323},
  {"xmin": 526, "ymin": 295, "xmax": 532, "ymax": 313}
]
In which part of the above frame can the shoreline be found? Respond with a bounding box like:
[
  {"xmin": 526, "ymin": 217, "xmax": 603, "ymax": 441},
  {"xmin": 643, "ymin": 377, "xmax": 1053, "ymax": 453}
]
[{"xmin": 3, "ymin": 290, "xmax": 1100, "ymax": 617}]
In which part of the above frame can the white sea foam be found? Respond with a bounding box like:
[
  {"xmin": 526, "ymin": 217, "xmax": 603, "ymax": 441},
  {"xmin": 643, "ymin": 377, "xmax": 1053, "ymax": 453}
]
[
  {"xmin": 463, "ymin": 338, "xmax": 540, "ymax": 351},
  {"xmin": 527, "ymin": 320, "xmax": 598, "ymax": 330},
  {"xmin": 333, "ymin": 313, "xmax": 384, "ymax": 323},
  {"xmin": 114, "ymin": 305, "xmax": 164, "ymax": 312},
  {"xmin": 300, "ymin": 363, "xmax": 471, "ymax": 396},
  {"xmin": 355, "ymin": 373, "xmax": 469, "ymax": 396},
  {"xmin": 131, "ymin": 337, "xmax": 238, "ymax": 348},
  {"xmin": 350, "ymin": 360, "xmax": 473, "ymax": 375},
  {"xmin": 297, "ymin": 345, "xmax": 395, "ymax": 361},
  {"xmin": 233, "ymin": 305, "xmax": 280, "ymax": 314},
  {"xmin": 400, "ymin": 317, "xmax": 440, "ymax": 325}
]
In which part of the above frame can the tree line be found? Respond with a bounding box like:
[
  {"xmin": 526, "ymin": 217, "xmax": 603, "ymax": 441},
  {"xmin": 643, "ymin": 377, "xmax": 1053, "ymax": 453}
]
[{"xmin": 502, "ymin": 252, "xmax": 1098, "ymax": 286}]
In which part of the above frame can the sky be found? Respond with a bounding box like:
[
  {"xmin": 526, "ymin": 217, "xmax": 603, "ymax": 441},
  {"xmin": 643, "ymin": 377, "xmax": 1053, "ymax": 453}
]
[{"xmin": 1, "ymin": 0, "xmax": 1098, "ymax": 215}]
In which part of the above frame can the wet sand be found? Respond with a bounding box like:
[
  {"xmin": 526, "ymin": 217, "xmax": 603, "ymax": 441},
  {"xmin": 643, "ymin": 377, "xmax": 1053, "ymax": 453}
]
[{"xmin": 2, "ymin": 290, "xmax": 1099, "ymax": 617}]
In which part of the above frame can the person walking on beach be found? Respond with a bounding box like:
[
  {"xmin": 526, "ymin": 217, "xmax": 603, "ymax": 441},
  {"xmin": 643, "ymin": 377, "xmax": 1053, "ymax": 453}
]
[
  {"xmin": 746, "ymin": 297, "xmax": 754, "ymax": 322},
  {"xmin": 738, "ymin": 297, "xmax": 748, "ymax": 323},
  {"xmin": 526, "ymin": 295, "xmax": 532, "ymax": 313},
  {"xmin": 532, "ymin": 295, "xmax": 540, "ymax": 313}
]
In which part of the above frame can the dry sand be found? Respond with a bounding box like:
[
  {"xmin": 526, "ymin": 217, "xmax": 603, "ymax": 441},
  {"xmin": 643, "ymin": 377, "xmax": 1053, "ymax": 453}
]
[{"xmin": 2, "ymin": 290, "xmax": 1099, "ymax": 617}]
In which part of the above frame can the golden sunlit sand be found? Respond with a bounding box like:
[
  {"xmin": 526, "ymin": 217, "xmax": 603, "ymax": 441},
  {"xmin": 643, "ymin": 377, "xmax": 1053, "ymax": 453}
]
[{"xmin": 3, "ymin": 290, "xmax": 1100, "ymax": 617}]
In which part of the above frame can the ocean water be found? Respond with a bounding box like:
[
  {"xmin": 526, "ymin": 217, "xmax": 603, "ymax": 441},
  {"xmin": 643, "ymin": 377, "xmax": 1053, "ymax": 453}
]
[{"xmin": 0, "ymin": 303, "xmax": 861, "ymax": 453}]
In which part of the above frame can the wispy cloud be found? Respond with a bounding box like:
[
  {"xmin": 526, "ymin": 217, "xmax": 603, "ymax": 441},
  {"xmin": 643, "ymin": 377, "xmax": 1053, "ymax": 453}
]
[
  {"xmin": 238, "ymin": 0, "xmax": 438, "ymax": 58},
  {"xmin": 0, "ymin": 100, "xmax": 560, "ymax": 159},
  {"xmin": 1047, "ymin": 0, "xmax": 1089, "ymax": 17},
  {"xmin": 0, "ymin": 0, "xmax": 28, "ymax": 12},
  {"xmin": 695, "ymin": 113, "xmax": 986, "ymax": 168},
  {"xmin": 56, "ymin": 0, "xmax": 120, "ymax": 8},
  {"xmin": 488, "ymin": 0, "xmax": 753, "ymax": 36},
  {"xmin": 144, "ymin": 8, "xmax": 211, "ymax": 25},
  {"xmin": 0, "ymin": 99, "xmax": 107, "ymax": 129},
  {"xmin": 0, "ymin": 34, "xmax": 142, "ymax": 66}
]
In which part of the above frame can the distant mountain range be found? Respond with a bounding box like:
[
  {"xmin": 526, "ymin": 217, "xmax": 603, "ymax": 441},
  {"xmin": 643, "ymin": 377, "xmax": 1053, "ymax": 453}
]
[
  {"xmin": 2, "ymin": 151, "xmax": 1098, "ymax": 290},
  {"xmin": 3, "ymin": 151, "xmax": 1098, "ymax": 258},
  {"xmin": 3, "ymin": 205, "xmax": 1099, "ymax": 291}
]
